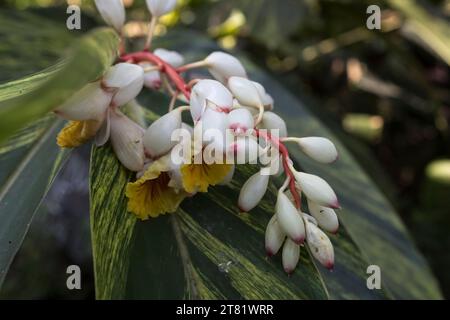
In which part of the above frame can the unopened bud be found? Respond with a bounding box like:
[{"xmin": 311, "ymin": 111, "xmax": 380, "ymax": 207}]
[
  {"xmin": 282, "ymin": 238, "xmax": 300, "ymax": 274},
  {"xmin": 228, "ymin": 77, "xmax": 262, "ymax": 108},
  {"xmin": 109, "ymin": 110, "xmax": 145, "ymax": 172},
  {"xmin": 94, "ymin": 0, "xmax": 126, "ymax": 32},
  {"xmin": 190, "ymin": 79, "xmax": 233, "ymax": 122},
  {"xmin": 297, "ymin": 137, "xmax": 338, "ymax": 164},
  {"xmin": 205, "ymin": 52, "xmax": 247, "ymax": 84},
  {"xmin": 146, "ymin": 0, "xmax": 177, "ymax": 17},
  {"xmin": 103, "ymin": 63, "xmax": 144, "ymax": 107},
  {"xmin": 275, "ymin": 192, "xmax": 305, "ymax": 244},
  {"xmin": 292, "ymin": 171, "xmax": 339, "ymax": 209},
  {"xmin": 259, "ymin": 112, "xmax": 287, "ymax": 138},
  {"xmin": 228, "ymin": 136, "xmax": 260, "ymax": 164},
  {"xmin": 227, "ymin": 108, "xmax": 254, "ymax": 136},
  {"xmin": 265, "ymin": 215, "xmax": 286, "ymax": 257},
  {"xmin": 306, "ymin": 221, "xmax": 334, "ymax": 270},
  {"xmin": 238, "ymin": 170, "xmax": 269, "ymax": 212},
  {"xmin": 307, "ymin": 199, "xmax": 339, "ymax": 233}
]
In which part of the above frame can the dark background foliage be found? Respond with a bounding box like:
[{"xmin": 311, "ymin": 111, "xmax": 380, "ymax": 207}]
[{"xmin": 0, "ymin": 0, "xmax": 449, "ymax": 299}]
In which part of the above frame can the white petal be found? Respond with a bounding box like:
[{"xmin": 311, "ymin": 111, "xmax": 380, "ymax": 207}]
[
  {"xmin": 103, "ymin": 63, "xmax": 144, "ymax": 107},
  {"xmin": 154, "ymin": 48, "xmax": 184, "ymax": 67},
  {"xmin": 109, "ymin": 110, "xmax": 145, "ymax": 172},
  {"xmin": 190, "ymin": 79, "xmax": 233, "ymax": 121},
  {"xmin": 227, "ymin": 136, "xmax": 260, "ymax": 164},
  {"xmin": 55, "ymin": 81, "xmax": 111, "ymax": 121},
  {"xmin": 94, "ymin": 0, "xmax": 125, "ymax": 32},
  {"xmin": 259, "ymin": 111, "xmax": 287, "ymax": 138},
  {"xmin": 238, "ymin": 170, "xmax": 269, "ymax": 212},
  {"xmin": 205, "ymin": 52, "xmax": 247, "ymax": 83},
  {"xmin": 227, "ymin": 108, "xmax": 254, "ymax": 135},
  {"xmin": 228, "ymin": 76, "xmax": 262, "ymax": 108},
  {"xmin": 146, "ymin": 0, "xmax": 177, "ymax": 17},
  {"xmin": 143, "ymin": 108, "xmax": 182, "ymax": 157},
  {"xmin": 306, "ymin": 221, "xmax": 334, "ymax": 269},
  {"xmin": 307, "ymin": 199, "xmax": 339, "ymax": 233},
  {"xmin": 297, "ymin": 137, "xmax": 338, "ymax": 164},
  {"xmin": 95, "ymin": 108, "xmax": 111, "ymax": 146},
  {"xmin": 275, "ymin": 192, "xmax": 305, "ymax": 244},
  {"xmin": 265, "ymin": 215, "xmax": 286, "ymax": 257},
  {"xmin": 282, "ymin": 238, "xmax": 300, "ymax": 274},
  {"xmin": 293, "ymin": 171, "xmax": 339, "ymax": 209},
  {"xmin": 140, "ymin": 62, "xmax": 162, "ymax": 89}
]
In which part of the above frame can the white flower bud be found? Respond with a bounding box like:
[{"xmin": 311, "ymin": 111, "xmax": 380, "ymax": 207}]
[
  {"xmin": 155, "ymin": 48, "xmax": 184, "ymax": 67},
  {"xmin": 190, "ymin": 80, "xmax": 233, "ymax": 122},
  {"xmin": 228, "ymin": 77, "xmax": 262, "ymax": 108},
  {"xmin": 252, "ymin": 81, "xmax": 273, "ymax": 107},
  {"xmin": 307, "ymin": 199, "xmax": 339, "ymax": 233},
  {"xmin": 275, "ymin": 192, "xmax": 305, "ymax": 244},
  {"xmin": 205, "ymin": 52, "xmax": 247, "ymax": 84},
  {"xmin": 259, "ymin": 112, "xmax": 287, "ymax": 138},
  {"xmin": 146, "ymin": 0, "xmax": 177, "ymax": 17},
  {"xmin": 109, "ymin": 111, "xmax": 145, "ymax": 172},
  {"xmin": 140, "ymin": 62, "xmax": 162, "ymax": 89},
  {"xmin": 55, "ymin": 81, "xmax": 112, "ymax": 121},
  {"xmin": 227, "ymin": 108, "xmax": 254, "ymax": 136},
  {"xmin": 103, "ymin": 63, "xmax": 144, "ymax": 107},
  {"xmin": 282, "ymin": 238, "xmax": 300, "ymax": 274},
  {"xmin": 143, "ymin": 108, "xmax": 182, "ymax": 158},
  {"xmin": 238, "ymin": 170, "xmax": 269, "ymax": 212},
  {"xmin": 265, "ymin": 215, "xmax": 285, "ymax": 257},
  {"xmin": 94, "ymin": 0, "xmax": 126, "ymax": 32},
  {"xmin": 228, "ymin": 136, "xmax": 260, "ymax": 164},
  {"xmin": 293, "ymin": 171, "xmax": 339, "ymax": 209},
  {"xmin": 297, "ymin": 137, "xmax": 338, "ymax": 164},
  {"xmin": 306, "ymin": 221, "xmax": 334, "ymax": 270}
]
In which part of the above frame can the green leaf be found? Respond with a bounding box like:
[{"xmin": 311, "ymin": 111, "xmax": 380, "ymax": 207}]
[
  {"xmin": 0, "ymin": 22, "xmax": 119, "ymax": 143},
  {"xmin": 90, "ymin": 31, "xmax": 441, "ymax": 299}
]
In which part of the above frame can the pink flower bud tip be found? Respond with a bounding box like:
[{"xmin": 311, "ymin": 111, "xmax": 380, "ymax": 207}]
[
  {"xmin": 284, "ymin": 269, "xmax": 294, "ymax": 276},
  {"xmin": 325, "ymin": 261, "xmax": 334, "ymax": 271},
  {"xmin": 331, "ymin": 200, "xmax": 341, "ymax": 209},
  {"xmin": 266, "ymin": 249, "xmax": 274, "ymax": 258},
  {"xmin": 293, "ymin": 237, "xmax": 305, "ymax": 245}
]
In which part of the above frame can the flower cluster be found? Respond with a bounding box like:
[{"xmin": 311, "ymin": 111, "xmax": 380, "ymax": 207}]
[{"xmin": 54, "ymin": 0, "xmax": 341, "ymax": 274}]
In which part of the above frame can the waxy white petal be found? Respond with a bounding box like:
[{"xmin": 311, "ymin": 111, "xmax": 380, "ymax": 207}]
[
  {"xmin": 308, "ymin": 199, "xmax": 339, "ymax": 233},
  {"xmin": 55, "ymin": 81, "xmax": 111, "ymax": 121},
  {"xmin": 297, "ymin": 137, "xmax": 338, "ymax": 164},
  {"xmin": 228, "ymin": 136, "xmax": 260, "ymax": 164},
  {"xmin": 238, "ymin": 170, "xmax": 269, "ymax": 212},
  {"xmin": 260, "ymin": 111, "xmax": 287, "ymax": 138},
  {"xmin": 143, "ymin": 108, "xmax": 182, "ymax": 157},
  {"xmin": 282, "ymin": 238, "xmax": 301, "ymax": 274},
  {"xmin": 306, "ymin": 221, "xmax": 335, "ymax": 270},
  {"xmin": 94, "ymin": 0, "xmax": 125, "ymax": 32},
  {"xmin": 293, "ymin": 171, "xmax": 339, "ymax": 209},
  {"xmin": 252, "ymin": 81, "xmax": 273, "ymax": 107},
  {"xmin": 227, "ymin": 108, "xmax": 254, "ymax": 135},
  {"xmin": 109, "ymin": 110, "xmax": 145, "ymax": 172},
  {"xmin": 275, "ymin": 192, "xmax": 305, "ymax": 244},
  {"xmin": 228, "ymin": 76, "xmax": 262, "ymax": 108},
  {"xmin": 154, "ymin": 48, "xmax": 184, "ymax": 67},
  {"xmin": 103, "ymin": 63, "xmax": 144, "ymax": 107},
  {"xmin": 265, "ymin": 215, "xmax": 286, "ymax": 257},
  {"xmin": 190, "ymin": 79, "xmax": 233, "ymax": 121},
  {"xmin": 146, "ymin": 0, "xmax": 177, "ymax": 17},
  {"xmin": 205, "ymin": 52, "xmax": 247, "ymax": 83}
]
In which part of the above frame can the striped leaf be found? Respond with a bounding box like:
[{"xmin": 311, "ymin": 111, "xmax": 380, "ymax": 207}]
[{"xmin": 90, "ymin": 31, "xmax": 441, "ymax": 299}]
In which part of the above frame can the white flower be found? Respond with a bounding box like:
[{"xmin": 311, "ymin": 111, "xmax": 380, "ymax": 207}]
[
  {"xmin": 291, "ymin": 170, "xmax": 339, "ymax": 209},
  {"xmin": 143, "ymin": 108, "xmax": 182, "ymax": 158},
  {"xmin": 155, "ymin": 48, "xmax": 184, "ymax": 67},
  {"xmin": 190, "ymin": 79, "xmax": 233, "ymax": 122},
  {"xmin": 109, "ymin": 110, "xmax": 145, "ymax": 172},
  {"xmin": 238, "ymin": 170, "xmax": 269, "ymax": 212},
  {"xmin": 228, "ymin": 76, "xmax": 262, "ymax": 109},
  {"xmin": 94, "ymin": 0, "xmax": 126, "ymax": 32},
  {"xmin": 205, "ymin": 52, "xmax": 247, "ymax": 84},
  {"xmin": 146, "ymin": 0, "xmax": 177, "ymax": 17},
  {"xmin": 307, "ymin": 199, "xmax": 339, "ymax": 233},
  {"xmin": 227, "ymin": 108, "xmax": 254, "ymax": 136},
  {"xmin": 282, "ymin": 238, "xmax": 300, "ymax": 274},
  {"xmin": 305, "ymin": 221, "xmax": 334, "ymax": 270},
  {"xmin": 103, "ymin": 63, "xmax": 144, "ymax": 107},
  {"xmin": 228, "ymin": 136, "xmax": 260, "ymax": 164},
  {"xmin": 259, "ymin": 111, "xmax": 287, "ymax": 138},
  {"xmin": 252, "ymin": 81, "xmax": 273, "ymax": 107},
  {"xmin": 275, "ymin": 192, "xmax": 305, "ymax": 244},
  {"xmin": 265, "ymin": 215, "xmax": 286, "ymax": 257},
  {"xmin": 142, "ymin": 49, "xmax": 185, "ymax": 89},
  {"xmin": 297, "ymin": 137, "xmax": 338, "ymax": 164},
  {"xmin": 55, "ymin": 81, "xmax": 112, "ymax": 121}
]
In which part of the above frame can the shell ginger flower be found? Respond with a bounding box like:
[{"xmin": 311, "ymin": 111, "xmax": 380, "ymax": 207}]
[
  {"xmin": 125, "ymin": 155, "xmax": 186, "ymax": 220},
  {"xmin": 180, "ymin": 161, "xmax": 233, "ymax": 193},
  {"xmin": 57, "ymin": 119, "xmax": 103, "ymax": 148}
]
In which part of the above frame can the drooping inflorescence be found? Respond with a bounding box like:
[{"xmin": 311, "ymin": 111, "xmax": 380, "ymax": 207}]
[{"xmin": 54, "ymin": 0, "xmax": 341, "ymax": 274}]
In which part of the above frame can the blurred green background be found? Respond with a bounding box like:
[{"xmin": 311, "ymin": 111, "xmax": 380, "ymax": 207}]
[{"xmin": 0, "ymin": 0, "xmax": 449, "ymax": 299}]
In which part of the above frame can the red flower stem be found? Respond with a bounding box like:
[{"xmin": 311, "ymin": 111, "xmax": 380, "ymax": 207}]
[
  {"xmin": 120, "ymin": 51, "xmax": 191, "ymax": 100},
  {"xmin": 255, "ymin": 129, "xmax": 301, "ymax": 209}
]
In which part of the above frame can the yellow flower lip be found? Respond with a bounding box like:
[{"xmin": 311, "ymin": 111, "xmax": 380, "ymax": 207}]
[
  {"xmin": 57, "ymin": 120, "xmax": 102, "ymax": 148},
  {"xmin": 181, "ymin": 162, "xmax": 232, "ymax": 194},
  {"xmin": 125, "ymin": 155, "xmax": 186, "ymax": 220}
]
